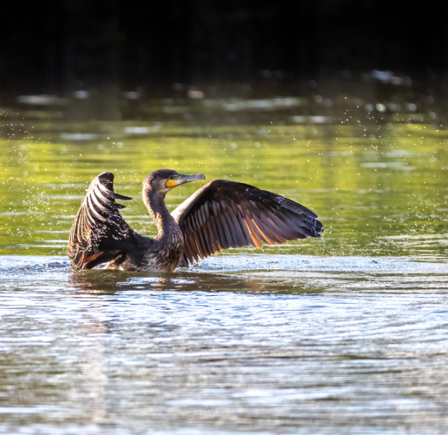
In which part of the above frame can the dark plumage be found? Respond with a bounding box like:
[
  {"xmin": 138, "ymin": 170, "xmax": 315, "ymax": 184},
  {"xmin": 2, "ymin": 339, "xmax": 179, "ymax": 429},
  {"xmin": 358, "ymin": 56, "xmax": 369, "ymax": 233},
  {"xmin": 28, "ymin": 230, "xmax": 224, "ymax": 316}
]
[{"xmin": 68, "ymin": 170, "xmax": 323, "ymax": 272}]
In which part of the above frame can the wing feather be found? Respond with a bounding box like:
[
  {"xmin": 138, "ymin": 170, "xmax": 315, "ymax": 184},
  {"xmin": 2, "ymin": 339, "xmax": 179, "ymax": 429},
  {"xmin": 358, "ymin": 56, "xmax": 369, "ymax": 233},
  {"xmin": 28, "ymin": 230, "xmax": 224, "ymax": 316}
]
[
  {"xmin": 227, "ymin": 206, "xmax": 246, "ymax": 247},
  {"xmin": 68, "ymin": 172, "xmax": 143, "ymax": 270},
  {"xmin": 172, "ymin": 180, "xmax": 323, "ymax": 265}
]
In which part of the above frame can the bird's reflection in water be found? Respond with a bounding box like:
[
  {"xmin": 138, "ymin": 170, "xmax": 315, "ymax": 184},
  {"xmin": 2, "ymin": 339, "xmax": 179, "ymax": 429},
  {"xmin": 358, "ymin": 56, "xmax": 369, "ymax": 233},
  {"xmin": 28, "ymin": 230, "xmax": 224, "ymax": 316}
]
[{"xmin": 67, "ymin": 269, "xmax": 302, "ymax": 295}]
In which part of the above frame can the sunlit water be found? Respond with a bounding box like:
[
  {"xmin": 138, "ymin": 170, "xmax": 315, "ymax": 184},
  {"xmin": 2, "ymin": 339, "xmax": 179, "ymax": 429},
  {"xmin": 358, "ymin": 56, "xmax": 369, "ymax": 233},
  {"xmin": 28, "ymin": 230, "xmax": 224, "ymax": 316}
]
[{"xmin": 1, "ymin": 113, "xmax": 448, "ymax": 434}]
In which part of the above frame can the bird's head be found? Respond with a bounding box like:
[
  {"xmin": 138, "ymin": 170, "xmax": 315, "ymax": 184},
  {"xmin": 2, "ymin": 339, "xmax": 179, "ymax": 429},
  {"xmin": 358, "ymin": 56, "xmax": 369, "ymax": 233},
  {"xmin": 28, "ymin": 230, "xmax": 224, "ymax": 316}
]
[{"xmin": 144, "ymin": 169, "xmax": 206, "ymax": 194}]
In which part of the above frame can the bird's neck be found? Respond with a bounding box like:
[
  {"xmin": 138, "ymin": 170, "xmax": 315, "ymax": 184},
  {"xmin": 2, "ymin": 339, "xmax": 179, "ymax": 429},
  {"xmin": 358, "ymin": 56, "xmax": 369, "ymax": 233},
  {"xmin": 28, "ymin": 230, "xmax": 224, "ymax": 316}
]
[{"xmin": 143, "ymin": 187, "xmax": 179, "ymax": 240}]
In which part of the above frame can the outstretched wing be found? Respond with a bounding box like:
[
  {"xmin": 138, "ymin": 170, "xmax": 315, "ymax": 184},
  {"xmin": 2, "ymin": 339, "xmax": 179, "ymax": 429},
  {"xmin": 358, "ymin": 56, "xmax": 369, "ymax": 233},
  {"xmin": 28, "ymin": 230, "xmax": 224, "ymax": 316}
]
[
  {"xmin": 68, "ymin": 172, "xmax": 142, "ymax": 270},
  {"xmin": 171, "ymin": 180, "xmax": 323, "ymax": 266}
]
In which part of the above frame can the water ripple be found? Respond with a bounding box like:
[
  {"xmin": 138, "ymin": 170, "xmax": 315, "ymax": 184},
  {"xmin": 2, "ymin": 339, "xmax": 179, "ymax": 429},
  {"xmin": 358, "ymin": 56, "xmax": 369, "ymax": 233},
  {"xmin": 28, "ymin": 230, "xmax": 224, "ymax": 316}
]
[{"xmin": 1, "ymin": 255, "xmax": 448, "ymax": 434}]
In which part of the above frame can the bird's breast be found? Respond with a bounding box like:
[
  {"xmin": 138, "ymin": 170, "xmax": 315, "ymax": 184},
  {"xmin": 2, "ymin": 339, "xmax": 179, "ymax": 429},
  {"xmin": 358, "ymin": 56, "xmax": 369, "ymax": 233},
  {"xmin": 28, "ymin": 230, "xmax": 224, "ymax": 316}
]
[{"xmin": 138, "ymin": 237, "xmax": 184, "ymax": 273}]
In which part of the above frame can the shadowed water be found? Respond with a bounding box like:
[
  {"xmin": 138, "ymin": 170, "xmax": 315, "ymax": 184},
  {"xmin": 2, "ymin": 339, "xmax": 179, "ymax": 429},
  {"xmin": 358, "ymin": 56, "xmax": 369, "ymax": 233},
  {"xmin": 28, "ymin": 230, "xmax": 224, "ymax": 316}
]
[{"xmin": 1, "ymin": 114, "xmax": 448, "ymax": 434}]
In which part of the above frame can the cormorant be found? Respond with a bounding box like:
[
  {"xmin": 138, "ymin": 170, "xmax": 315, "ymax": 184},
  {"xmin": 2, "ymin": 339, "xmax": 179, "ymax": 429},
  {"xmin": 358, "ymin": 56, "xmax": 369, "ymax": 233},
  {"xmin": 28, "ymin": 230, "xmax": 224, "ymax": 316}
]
[{"xmin": 68, "ymin": 170, "xmax": 323, "ymax": 272}]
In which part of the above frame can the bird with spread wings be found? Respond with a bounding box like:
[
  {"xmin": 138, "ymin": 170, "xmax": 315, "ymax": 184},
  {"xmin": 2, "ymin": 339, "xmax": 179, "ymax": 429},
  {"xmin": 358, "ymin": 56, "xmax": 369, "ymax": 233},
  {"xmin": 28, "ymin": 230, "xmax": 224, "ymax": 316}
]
[{"xmin": 68, "ymin": 170, "xmax": 323, "ymax": 272}]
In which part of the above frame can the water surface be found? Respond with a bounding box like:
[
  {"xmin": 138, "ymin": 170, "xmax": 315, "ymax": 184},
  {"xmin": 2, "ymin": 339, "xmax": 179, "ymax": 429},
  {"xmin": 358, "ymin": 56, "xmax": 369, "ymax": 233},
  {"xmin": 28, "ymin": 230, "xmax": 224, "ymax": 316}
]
[{"xmin": 0, "ymin": 113, "xmax": 448, "ymax": 434}]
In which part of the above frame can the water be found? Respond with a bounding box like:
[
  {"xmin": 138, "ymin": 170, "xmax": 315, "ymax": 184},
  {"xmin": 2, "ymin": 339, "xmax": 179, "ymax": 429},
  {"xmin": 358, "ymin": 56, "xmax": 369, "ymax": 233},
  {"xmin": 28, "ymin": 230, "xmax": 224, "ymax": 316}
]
[{"xmin": 1, "ymin": 109, "xmax": 448, "ymax": 434}]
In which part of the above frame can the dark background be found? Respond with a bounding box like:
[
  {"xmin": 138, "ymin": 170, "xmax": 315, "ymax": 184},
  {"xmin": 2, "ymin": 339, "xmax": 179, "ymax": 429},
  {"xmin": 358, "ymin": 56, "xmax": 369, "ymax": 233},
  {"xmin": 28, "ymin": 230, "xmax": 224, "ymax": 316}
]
[{"xmin": 1, "ymin": 0, "xmax": 447, "ymax": 117}]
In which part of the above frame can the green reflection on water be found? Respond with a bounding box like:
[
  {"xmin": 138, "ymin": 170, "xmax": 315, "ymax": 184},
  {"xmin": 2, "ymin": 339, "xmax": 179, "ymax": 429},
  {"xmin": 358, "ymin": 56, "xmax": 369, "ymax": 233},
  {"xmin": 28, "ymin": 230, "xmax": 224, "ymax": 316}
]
[{"xmin": 1, "ymin": 122, "xmax": 447, "ymax": 260}]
